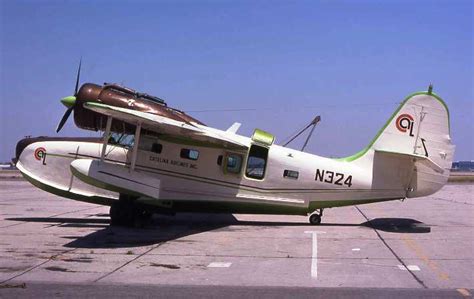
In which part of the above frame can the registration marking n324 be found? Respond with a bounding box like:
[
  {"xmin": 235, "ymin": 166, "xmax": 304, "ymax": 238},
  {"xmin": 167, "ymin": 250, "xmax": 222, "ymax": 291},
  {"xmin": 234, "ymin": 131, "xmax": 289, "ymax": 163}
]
[{"xmin": 315, "ymin": 169, "xmax": 353, "ymax": 187}]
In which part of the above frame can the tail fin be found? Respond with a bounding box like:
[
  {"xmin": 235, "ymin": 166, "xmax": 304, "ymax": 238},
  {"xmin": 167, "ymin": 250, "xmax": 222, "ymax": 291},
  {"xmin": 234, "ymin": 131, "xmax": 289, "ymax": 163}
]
[{"xmin": 343, "ymin": 88, "xmax": 455, "ymax": 197}]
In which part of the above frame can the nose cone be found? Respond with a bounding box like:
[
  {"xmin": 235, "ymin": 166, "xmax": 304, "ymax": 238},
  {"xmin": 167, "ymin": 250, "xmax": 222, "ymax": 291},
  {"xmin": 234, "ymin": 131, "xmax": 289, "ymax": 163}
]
[
  {"xmin": 61, "ymin": 96, "xmax": 76, "ymax": 108},
  {"xmin": 14, "ymin": 137, "xmax": 37, "ymax": 164}
]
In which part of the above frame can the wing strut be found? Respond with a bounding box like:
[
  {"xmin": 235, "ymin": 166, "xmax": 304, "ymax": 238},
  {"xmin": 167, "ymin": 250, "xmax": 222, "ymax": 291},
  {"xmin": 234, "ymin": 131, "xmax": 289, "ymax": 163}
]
[
  {"xmin": 130, "ymin": 123, "xmax": 141, "ymax": 172},
  {"xmin": 100, "ymin": 116, "xmax": 113, "ymax": 163}
]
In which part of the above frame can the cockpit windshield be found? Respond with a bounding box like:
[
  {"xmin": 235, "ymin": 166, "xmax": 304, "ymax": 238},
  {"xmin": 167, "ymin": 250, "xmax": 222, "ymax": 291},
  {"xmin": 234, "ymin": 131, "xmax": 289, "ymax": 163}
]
[{"xmin": 109, "ymin": 133, "xmax": 134, "ymax": 148}]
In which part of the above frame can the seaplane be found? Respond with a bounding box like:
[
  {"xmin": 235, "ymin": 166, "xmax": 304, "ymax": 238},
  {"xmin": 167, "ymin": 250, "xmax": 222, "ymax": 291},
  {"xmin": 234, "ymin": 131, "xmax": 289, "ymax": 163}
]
[{"xmin": 14, "ymin": 64, "xmax": 455, "ymax": 227}]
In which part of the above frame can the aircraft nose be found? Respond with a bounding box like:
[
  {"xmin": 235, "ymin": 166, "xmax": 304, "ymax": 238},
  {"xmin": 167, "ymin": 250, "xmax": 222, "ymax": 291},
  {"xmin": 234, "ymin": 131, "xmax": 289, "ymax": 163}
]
[{"xmin": 14, "ymin": 137, "xmax": 37, "ymax": 164}]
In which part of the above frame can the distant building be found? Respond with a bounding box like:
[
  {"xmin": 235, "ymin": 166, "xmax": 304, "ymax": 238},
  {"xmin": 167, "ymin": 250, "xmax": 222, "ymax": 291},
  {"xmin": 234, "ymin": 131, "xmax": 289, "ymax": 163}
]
[
  {"xmin": 0, "ymin": 162, "xmax": 17, "ymax": 170},
  {"xmin": 452, "ymin": 161, "xmax": 474, "ymax": 172}
]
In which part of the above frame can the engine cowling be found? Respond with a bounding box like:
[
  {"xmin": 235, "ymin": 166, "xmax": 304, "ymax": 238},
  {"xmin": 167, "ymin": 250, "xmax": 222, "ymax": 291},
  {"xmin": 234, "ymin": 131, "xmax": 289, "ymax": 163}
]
[{"xmin": 72, "ymin": 83, "xmax": 204, "ymax": 134}]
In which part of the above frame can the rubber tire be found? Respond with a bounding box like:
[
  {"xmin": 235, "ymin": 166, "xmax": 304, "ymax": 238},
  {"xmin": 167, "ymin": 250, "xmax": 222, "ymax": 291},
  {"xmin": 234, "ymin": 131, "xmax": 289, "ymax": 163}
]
[
  {"xmin": 110, "ymin": 201, "xmax": 134, "ymax": 227},
  {"xmin": 109, "ymin": 201, "xmax": 122, "ymax": 226},
  {"xmin": 110, "ymin": 199, "xmax": 154, "ymax": 228},
  {"xmin": 309, "ymin": 214, "xmax": 322, "ymax": 225}
]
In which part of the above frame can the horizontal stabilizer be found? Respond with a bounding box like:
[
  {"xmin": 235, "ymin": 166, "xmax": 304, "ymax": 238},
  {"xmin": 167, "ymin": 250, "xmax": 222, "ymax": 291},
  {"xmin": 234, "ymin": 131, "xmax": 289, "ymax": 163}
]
[{"xmin": 375, "ymin": 150, "xmax": 445, "ymax": 174}]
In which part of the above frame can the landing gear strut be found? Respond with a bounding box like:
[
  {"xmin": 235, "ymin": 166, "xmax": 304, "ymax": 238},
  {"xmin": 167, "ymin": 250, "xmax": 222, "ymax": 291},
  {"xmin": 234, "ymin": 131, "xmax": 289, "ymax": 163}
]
[
  {"xmin": 309, "ymin": 209, "xmax": 324, "ymax": 225},
  {"xmin": 110, "ymin": 199, "xmax": 152, "ymax": 228}
]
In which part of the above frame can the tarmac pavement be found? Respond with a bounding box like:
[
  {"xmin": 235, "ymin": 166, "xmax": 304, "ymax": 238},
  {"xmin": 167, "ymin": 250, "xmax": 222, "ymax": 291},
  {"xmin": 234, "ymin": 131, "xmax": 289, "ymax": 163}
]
[{"xmin": 0, "ymin": 180, "xmax": 472, "ymax": 298}]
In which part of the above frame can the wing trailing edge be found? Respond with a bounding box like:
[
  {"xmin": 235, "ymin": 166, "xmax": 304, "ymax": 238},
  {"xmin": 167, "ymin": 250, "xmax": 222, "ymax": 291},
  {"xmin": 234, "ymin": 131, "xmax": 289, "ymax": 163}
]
[{"xmin": 83, "ymin": 102, "xmax": 248, "ymax": 150}]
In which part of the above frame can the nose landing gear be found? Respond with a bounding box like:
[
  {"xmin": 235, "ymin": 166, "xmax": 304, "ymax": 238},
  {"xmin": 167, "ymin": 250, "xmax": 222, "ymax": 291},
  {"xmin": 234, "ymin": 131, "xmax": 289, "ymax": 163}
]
[{"xmin": 309, "ymin": 209, "xmax": 324, "ymax": 225}]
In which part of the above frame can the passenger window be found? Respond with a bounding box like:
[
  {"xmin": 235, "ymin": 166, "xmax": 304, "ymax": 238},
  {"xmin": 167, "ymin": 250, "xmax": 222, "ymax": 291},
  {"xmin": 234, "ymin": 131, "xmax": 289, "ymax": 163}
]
[
  {"xmin": 226, "ymin": 154, "xmax": 242, "ymax": 174},
  {"xmin": 283, "ymin": 170, "xmax": 299, "ymax": 179},
  {"xmin": 151, "ymin": 143, "xmax": 162, "ymax": 154},
  {"xmin": 217, "ymin": 155, "xmax": 223, "ymax": 166},
  {"xmin": 245, "ymin": 145, "xmax": 269, "ymax": 180},
  {"xmin": 180, "ymin": 148, "xmax": 199, "ymax": 160}
]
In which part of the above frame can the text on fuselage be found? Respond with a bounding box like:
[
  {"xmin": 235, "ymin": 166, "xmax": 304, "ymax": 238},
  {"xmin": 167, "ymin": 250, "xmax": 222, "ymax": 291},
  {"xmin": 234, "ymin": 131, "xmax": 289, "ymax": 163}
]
[
  {"xmin": 315, "ymin": 169, "xmax": 353, "ymax": 187},
  {"xmin": 149, "ymin": 155, "xmax": 198, "ymax": 169}
]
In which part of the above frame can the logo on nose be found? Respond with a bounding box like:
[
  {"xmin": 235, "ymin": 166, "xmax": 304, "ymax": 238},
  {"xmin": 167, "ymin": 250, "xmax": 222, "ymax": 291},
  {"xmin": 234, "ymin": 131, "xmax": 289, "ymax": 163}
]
[
  {"xmin": 395, "ymin": 114, "xmax": 415, "ymax": 137},
  {"xmin": 34, "ymin": 147, "xmax": 46, "ymax": 161}
]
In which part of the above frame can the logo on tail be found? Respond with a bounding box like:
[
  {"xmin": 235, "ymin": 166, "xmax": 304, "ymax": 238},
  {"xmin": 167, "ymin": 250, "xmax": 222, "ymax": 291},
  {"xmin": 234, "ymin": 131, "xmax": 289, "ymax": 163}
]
[{"xmin": 395, "ymin": 114, "xmax": 415, "ymax": 137}]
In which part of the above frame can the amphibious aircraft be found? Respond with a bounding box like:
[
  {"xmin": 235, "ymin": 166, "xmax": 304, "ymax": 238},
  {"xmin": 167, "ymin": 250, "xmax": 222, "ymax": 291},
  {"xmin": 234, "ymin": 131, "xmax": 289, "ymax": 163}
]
[{"xmin": 14, "ymin": 65, "xmax": 455, "ymax": 227}]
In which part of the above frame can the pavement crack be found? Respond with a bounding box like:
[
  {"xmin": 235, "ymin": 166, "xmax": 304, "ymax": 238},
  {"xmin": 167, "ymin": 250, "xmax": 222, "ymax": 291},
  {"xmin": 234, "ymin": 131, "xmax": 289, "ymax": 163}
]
[
  {"xmin": 430, "ymin": 197, "xmax": 474, "ymax": 206},
  {"xmin": 0, "ymin": 248, "xmax": 77, "ymax": 284},
  {"xmin": 93, "ymin": 243, "xmax": 164, "ymax": 283},
  {"xmin": 92, "ymin": 226, "xmax": 214, "ymax": 283},
  {"xmin": 355, "ymin": 206, "xmax": 428, "ymax": 289}
]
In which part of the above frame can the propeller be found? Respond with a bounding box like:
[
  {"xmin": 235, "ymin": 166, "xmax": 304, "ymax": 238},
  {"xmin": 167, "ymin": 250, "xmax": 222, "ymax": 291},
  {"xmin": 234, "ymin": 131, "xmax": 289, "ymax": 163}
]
[{"xmin": 56, "ymin": 59, "xmax": 81, "ymax": 133}]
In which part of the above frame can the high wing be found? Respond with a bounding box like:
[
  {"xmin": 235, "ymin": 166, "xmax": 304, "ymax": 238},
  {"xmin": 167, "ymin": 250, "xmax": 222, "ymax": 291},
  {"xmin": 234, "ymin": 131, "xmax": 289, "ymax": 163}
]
[{"xmin": 83, "ymin": 102, "xmax": 248, "ymax": 150}]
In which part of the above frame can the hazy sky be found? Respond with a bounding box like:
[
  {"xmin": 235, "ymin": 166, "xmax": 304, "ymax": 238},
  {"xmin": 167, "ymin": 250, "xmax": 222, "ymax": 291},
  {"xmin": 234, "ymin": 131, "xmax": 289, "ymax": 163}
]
[{"xmin": 1, "ymin": 0, "xmax": 472, "ymax": 162}]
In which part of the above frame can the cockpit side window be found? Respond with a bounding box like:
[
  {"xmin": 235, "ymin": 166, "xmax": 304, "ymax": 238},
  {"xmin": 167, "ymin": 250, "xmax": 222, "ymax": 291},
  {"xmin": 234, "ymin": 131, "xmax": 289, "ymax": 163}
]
[{"xmin": 137, "ymin": 135, "xmax": 163, "ymax": 153}]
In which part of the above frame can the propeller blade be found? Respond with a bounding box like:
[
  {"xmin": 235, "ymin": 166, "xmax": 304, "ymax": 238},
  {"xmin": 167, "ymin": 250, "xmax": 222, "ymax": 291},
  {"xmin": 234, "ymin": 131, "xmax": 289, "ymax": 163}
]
[
  {"xmin": 56, "ymin": 107, "xmax": 73, "ymax": 133},
  {"xmin": 74, "ymin": 58, "xmax": 82, "ymax": 96}
]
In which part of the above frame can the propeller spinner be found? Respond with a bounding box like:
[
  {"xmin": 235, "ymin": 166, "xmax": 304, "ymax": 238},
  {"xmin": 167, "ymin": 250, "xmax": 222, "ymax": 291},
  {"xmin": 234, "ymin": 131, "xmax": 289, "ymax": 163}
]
[{"xmin": 56, "ymin": 59, "xmax": 81, "ymax": 133}]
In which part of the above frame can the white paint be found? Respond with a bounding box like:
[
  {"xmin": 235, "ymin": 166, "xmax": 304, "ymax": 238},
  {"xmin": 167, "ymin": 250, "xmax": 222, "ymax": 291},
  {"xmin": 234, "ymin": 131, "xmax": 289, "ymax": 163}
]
[
  {"xmin": 305, "ymin": 231, "xmax": 325, "ymax": 279},
  {"xmin": 352, "ymin": 248, "xmax": 361, "ymax": 251},
  {"xmin": 207, "ymin": 262, "xmax": 232, "ymax": 268},
  {"xmin": 397, "ymin": 265, "xmax": 420, "ymax": 271}
]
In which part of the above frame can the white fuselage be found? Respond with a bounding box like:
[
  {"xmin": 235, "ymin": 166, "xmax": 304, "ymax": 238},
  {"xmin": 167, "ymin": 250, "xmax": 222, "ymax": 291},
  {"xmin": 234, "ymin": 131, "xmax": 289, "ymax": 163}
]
[
  {"xmin": 15, "ymin": 90, "xmax": 454, "ymax": 216},
  {"xmin": 16, "ymin": 133, "xmax": 409, "ymax": 215}
]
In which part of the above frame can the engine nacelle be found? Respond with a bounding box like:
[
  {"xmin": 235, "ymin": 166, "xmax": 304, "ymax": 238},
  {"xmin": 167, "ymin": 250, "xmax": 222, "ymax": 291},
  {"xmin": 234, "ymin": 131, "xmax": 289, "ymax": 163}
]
[{"xmin": 73, "ymin": 83, "xmax": 204, "ymax": 134}]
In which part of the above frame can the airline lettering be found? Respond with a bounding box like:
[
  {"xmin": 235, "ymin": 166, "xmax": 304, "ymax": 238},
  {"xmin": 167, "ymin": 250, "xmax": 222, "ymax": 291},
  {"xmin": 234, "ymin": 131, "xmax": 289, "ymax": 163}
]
[
  {"xmin": 315, "ymin": 169, "xmax": 352, "ymax": 187},
  {"xmin": 149, "ymin": 155, "xmax": 198, "ymax": 169}
]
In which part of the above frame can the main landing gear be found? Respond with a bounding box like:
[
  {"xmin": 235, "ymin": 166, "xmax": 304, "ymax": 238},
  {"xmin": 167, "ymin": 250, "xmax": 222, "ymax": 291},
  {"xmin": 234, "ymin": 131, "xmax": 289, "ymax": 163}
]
[
  {"xmin": 309, "ymin": 209, "xmax": 324, "ymax": 225},
  {"xmin": 110, "ymin": 198, "xmax": 152, "ymax": 228}
]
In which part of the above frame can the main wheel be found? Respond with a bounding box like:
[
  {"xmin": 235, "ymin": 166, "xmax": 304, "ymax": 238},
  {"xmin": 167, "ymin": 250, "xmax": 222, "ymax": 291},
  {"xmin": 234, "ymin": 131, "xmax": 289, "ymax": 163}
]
[
  {"xmin": 110, "ymin": 201, "xmax": 123, "ymax": 226},
  {"xmin": 131, "ymin": 206, "xmax": 152, "ymax": 228},
  {"xmin": 309, "ymin": 213, "xmax": 321, "ymax": 225},
  {"xmin": 110, "ymin": 200, "xmax": 152, "ymax": 228},
  {"xmin": 110, "ymin": 200, "xmax": 134, "ymax": 226}
]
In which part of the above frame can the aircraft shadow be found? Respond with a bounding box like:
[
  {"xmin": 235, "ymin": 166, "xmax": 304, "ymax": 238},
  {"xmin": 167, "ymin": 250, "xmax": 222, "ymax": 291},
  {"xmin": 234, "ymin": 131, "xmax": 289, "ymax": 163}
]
[
  {"xmin": 6, "ymin": 217, "xmax": 109, "ymax": 225},
  {"xmin": 4, "ymin": 215, "xmax": 430, "ymax": 249},
  {"xmin": 360, "ymin": 218, "xmax": 431, "ymax": 234},
  {"xmin": 63, "ymin": 213, "xmax": 243, "ymax": 248},
  {"xmin": 212, "ymin": 217, "xmax": 431, "ymax": 233}
]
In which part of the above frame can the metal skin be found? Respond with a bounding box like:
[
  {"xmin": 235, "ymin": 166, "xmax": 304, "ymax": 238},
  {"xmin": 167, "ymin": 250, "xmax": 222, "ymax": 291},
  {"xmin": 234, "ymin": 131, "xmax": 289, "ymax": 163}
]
[{"xmin": 15, "ymin": 88, "xmax": 455, "ymax": 224}]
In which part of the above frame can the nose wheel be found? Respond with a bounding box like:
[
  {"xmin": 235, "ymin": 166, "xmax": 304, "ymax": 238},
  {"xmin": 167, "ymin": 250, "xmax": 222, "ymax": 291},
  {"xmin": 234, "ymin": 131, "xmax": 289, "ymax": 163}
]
[{"xmin": 309, "ymin": 209, "xmax": 323, "ymax": 225}]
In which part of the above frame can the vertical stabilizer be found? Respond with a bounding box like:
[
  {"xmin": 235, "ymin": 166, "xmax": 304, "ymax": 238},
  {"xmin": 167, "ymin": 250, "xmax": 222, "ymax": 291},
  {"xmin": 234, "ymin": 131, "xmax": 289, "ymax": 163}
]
[{"xmin": 342, "ymin": 88, "xmax": 455, "ymax": 197}]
